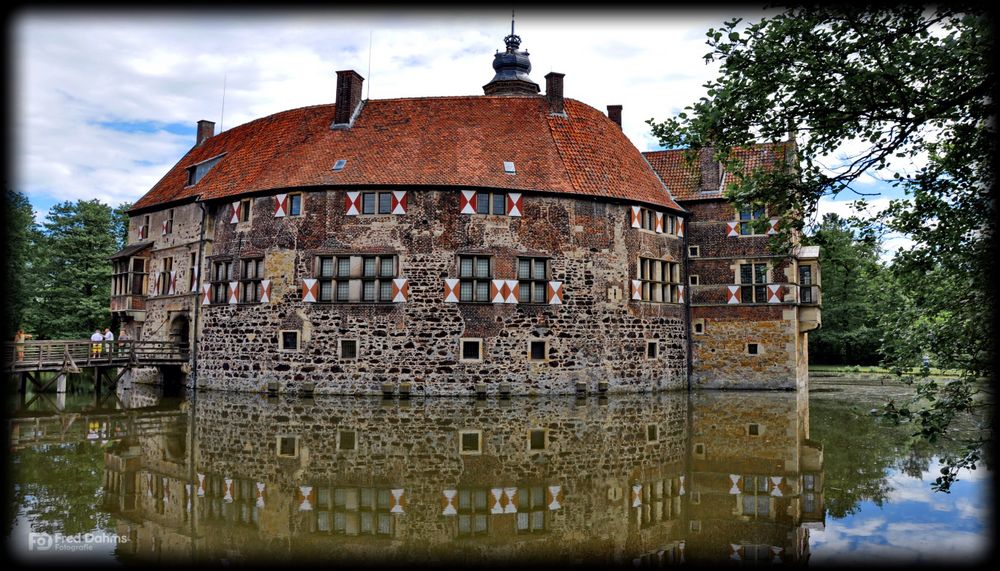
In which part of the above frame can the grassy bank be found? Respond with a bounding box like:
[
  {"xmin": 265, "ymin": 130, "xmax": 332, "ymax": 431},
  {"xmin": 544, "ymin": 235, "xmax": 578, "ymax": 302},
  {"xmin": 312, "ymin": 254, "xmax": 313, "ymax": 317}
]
[{"xmin": 809, "ymin": 364, "xmax": 965, "ymax": 379}]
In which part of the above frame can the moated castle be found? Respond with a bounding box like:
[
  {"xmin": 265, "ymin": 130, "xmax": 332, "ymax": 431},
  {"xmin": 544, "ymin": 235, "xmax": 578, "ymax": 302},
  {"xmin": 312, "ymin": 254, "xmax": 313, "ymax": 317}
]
[{"xmin": 110, "ymin": 30, "xmax": 821, "ymax": 395}]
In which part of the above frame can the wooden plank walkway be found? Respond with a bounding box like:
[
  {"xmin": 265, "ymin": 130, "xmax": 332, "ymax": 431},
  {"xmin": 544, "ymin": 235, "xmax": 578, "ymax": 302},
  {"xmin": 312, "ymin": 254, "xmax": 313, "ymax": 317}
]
[{"xmin": 4, "ymin": 339, "xmax": 188, "ymax": 373}]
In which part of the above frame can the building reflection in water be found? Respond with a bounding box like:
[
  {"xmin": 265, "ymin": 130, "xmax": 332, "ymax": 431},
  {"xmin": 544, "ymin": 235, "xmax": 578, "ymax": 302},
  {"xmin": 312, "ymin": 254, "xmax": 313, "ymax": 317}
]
[{"xmin": 101, "ymin": 387, "xmax": 824, "ymax": 565}]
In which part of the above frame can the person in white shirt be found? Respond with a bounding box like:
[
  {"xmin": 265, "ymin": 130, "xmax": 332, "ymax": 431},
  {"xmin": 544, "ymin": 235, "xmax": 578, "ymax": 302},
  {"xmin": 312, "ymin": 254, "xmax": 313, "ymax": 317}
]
[
  {"xmin": 103, "ymin": 328, "xmax": 115, "ymax": 356},
  {"xmin": 90, "ymin": 330, "xmax": 104, "ymax": 358}
]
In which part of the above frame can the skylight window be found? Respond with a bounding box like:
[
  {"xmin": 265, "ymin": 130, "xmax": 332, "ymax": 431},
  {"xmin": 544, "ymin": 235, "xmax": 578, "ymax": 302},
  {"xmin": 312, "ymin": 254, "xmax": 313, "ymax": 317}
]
[
  {"xmin": 186, "ymin": 154, "xmax": 225, "ymax": 186},
  {"xmin": 503, "ymin": 161, "xmax": 516, "ymax": 174},
  {"xmin": 332, "ymin": 159, "xmax": 347, "ymax": 171}
]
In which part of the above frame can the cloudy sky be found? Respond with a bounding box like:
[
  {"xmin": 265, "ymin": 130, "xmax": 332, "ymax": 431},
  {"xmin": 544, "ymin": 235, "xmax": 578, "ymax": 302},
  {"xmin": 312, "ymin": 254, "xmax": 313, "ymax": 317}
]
[{"xmin": 12, "ymin": 7, "xmax": 907, "ymax": 252}]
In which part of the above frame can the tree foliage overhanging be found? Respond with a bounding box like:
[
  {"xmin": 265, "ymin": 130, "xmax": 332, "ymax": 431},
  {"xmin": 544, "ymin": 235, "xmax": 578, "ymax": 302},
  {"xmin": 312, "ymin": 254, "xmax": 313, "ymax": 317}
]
[{"xmin": 647, "ymin": 6, "xmax": 994, "ymax": 491}]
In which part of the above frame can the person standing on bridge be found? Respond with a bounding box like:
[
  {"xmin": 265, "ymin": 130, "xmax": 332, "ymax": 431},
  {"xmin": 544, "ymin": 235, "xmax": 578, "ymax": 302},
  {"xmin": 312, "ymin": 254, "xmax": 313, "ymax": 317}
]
[
  {"xmin": 14, "ymin": 329, "xmax": 33, "ymax": 361},
  {"xmin": 90, "ymin": 329, "xmax": 104, "ymax": 358},
  {"xmin": 103, "ymin": 328, "xmax": 115, "ymax": 357}
]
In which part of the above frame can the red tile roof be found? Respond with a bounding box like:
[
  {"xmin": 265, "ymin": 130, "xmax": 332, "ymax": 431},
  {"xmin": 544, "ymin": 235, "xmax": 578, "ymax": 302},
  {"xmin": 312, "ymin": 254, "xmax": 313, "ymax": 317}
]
[
  {"xmin": 642, "ymin": 143, "xmax": 792, "ymax": 201},
  {"xmin": 132, "ymin": 96, "xmax": 682, "ymax": 213}
]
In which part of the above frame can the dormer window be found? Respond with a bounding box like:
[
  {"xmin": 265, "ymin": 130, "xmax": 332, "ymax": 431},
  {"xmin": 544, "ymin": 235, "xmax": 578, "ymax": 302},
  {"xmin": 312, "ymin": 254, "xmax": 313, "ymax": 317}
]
[
  {"xmin": 186, "ymin": 154, "xmax": 225, "ymax": 186},
  {"xmin": 503, "ymin": 161, "xmax": 516, "ymax": 174},
  {"xmin": 332, "ymin": 159, "xmax": 347, "ymax": 171}
]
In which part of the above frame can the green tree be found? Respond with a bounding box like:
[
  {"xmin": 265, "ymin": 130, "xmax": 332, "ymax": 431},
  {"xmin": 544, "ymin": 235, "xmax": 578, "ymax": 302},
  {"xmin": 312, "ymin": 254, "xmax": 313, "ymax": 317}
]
[
  {"xmin": 647, "ymin": 6, "xmax": 994, "ymax": 490},
  {"xmin": 112, "ymin": 201, "xmax": 132, "ymax": 250},
  {"xmin": 3, "ymin": 190, "xmax": 42, "ymax": 340},
  {"xmin": 806, "ymin": 213, "xmax": 887, "ymax": 365},
  {"xmin": 29, "ymin": 200, "xmax": 118, "ymax": 339}
]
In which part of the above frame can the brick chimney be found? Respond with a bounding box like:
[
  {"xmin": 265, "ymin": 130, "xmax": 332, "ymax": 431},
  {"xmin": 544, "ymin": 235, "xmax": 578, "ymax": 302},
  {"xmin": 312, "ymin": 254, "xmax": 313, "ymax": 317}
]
[
  {"xmin": 545, "ymin": 72, "xmax": 565, "ymax": 115},
  {"xmin": 606, "ymin": 105, "xmax": 622, "ymax": 128},
  {"xmin": 334, "ymin": 70, "xmax": 364, "ymax": 126},
  {"xmin": 699, "ymin": 146, "xmax": 721, "ymax": 191},
  {"xmin": 196, "ymin": 120, "xmax": 215, "ymax": 146}
]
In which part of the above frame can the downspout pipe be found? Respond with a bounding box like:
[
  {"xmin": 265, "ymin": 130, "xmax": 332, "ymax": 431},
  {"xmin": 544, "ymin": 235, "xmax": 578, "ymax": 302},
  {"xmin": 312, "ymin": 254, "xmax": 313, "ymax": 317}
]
[
  {"xmin": 190, "ymin": 201, "xmax": 208, "ymax": 391},
  {"xmin": 683, "ymin": 214, "xmax": 693, "ymax": 391}
]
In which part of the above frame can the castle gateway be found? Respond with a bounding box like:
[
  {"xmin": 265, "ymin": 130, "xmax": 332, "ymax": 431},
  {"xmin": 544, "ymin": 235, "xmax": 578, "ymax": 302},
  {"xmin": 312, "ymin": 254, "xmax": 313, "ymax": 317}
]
[{"xmin": 111, "ymin": 31, "xmax": 820, "ymax": 395}]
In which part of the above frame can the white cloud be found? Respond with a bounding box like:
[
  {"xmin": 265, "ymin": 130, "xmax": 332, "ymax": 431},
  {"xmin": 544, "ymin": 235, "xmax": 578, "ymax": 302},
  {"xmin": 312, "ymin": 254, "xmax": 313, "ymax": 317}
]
[{"xmin": 13, "ymin": 8, "xmax": 773, "ymax": 211}]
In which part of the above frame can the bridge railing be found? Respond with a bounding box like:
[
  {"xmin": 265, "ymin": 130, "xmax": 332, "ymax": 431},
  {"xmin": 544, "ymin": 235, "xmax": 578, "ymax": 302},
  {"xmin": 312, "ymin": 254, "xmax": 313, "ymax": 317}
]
[{"xmin": 4, "ymin": 339, "xmax": 189, "ymax": 371}]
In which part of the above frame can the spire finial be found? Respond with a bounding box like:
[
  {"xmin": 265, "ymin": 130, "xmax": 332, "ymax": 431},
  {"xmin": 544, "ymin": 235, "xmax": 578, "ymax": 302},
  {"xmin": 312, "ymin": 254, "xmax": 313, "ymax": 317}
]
[{"xmin": 504, "ymin": 9, "xmax": 521, "ymax": 52}]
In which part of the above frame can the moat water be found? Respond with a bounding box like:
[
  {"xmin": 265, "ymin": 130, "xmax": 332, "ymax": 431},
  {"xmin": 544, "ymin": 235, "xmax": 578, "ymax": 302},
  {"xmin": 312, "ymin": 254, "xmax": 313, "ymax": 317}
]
[{"xmin": 5, "ymin": 380, "xmax": 993, "ymax": 566}]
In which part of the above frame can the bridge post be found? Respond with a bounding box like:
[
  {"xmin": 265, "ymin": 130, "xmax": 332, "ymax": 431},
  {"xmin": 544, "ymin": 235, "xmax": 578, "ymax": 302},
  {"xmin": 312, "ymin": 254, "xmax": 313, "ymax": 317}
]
[{"xmin": 55, "ymin": 372, "xmax": 67, "ymax": 394}]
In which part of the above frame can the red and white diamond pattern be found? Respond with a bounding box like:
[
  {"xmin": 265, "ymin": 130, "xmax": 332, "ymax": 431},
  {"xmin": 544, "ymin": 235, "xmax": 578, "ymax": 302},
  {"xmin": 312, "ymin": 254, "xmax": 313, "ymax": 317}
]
[
  {"xmin": 168, "ymin": 271, "xmax": 176, "ymax": 295},
  {"xmin": 443, "ymin": 278, "xmax": 460, "ymax": 303},
  {"xmin": 655, "ymin": 212, "xmax": 664, "ymax": 233},
  {"xmin": 345, "ymin": 191, "xmax": 361, "ymax": 216},
  {"xmin": 767, "ymin": 217, "xmax": 779, "ymax": 235},
  {"xmin": 230, "ymin": 201, "xmax": 241, "ymax": 224},
  {"xmin": 546, "ymin": 485, "xmax": 563, "ymax": 510},
  {"xmin": 274, "ymin": 194, "xmax": 288, "ymax": 217},
  {"xmin": 196, "ymin": 473, "xmax": 205, "ymax": 497},
  {"xmin": 490, "ymin": 280, "xmax": 519, "ymax": 304},
  {"xmin": 677, "ymin": 285, "xmax": 685, "ymax": 304},
  {"xmin": 201, "ymin": 283, "xmax": 211, "ymax": 305},
  {"xmin": 223, "ymin": 478, "xmax": 234, "ymax": 503},
  {"xmin": 631, "ymin": 483, "xmax": 643, "ymax": 507},
  {"xmin": 507, "ymin": 193, "xmax": 523, "ymax": 217},
  {"xmin": 228, "ymin": 282, "xmax": 239, "ymax": 304},
  {"xmin": 297, "ymin": 486, "xmax": 314, "ymax": 511},
  {"xmin": 391, "ymin": 191, "xmax": 408, "ymax": 215},
  {"xmin": 630, "ymin": 206, "xmax": 642, "ymax": 228},
  {"xmin": 726, "ymin": 285, "xmax": 741, "ymax": 304},
  {"xmin": 255, "ymin": 482, "xmax": 266, "ymax": 508},
  {"xmin": 677, "ymin": 218, "xmax": 685, "ymax": 237},
  {"xmin": 260, "ymin": 280, "xmax": 271, "ymax": 303},
  {"xmin": 301, "ymin": 279, "xmax": 318, "ymax": 303},
  {"xmin": 390, "ymin": 489, "xmax": 406, "ymax": 514},
  {"xmin": 729, "ymin": 474, "xmax": 743, "ymax": 494},
  {"xmin": 441, "ymin": 489, "xmax": 458, "ymax": 516},
  {"xmin": 392, "ymin": 278, "xmax": 409, "ymax": 303},
  {"xmin": 726, "ymin": 221, "xmax": 739, "ymax": 237},
  {"xmin": 547, "ymin": 281, "xmax": 564, "ymax": 305},
  {"xmin": 460, "ymin": 190, "xmax": 477, "ymax": 214},
  {"xmin": 767, "ymin": 284, "xmax": 782, "ymax": 304},
  {"xmin": 631, "ymin": 279, "xmax": 642, "ymax": 300},
  {"xmin": 190, "ymin": 265, "xmax": 199, "ymax": 292}
]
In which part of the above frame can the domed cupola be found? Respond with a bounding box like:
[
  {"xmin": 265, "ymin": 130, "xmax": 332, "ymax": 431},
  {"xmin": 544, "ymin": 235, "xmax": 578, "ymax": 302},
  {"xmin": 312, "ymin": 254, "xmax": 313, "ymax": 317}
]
[{"xmin": 483, "ymin": 17, "xmax": 540, "ymax": 96}]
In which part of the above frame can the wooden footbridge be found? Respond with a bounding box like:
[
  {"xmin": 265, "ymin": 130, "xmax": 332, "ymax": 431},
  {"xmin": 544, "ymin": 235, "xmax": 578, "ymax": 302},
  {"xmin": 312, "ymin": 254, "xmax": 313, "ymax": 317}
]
[{"xmin": 4, "ymin": 339, "xmax": 189, "ymax": 395}]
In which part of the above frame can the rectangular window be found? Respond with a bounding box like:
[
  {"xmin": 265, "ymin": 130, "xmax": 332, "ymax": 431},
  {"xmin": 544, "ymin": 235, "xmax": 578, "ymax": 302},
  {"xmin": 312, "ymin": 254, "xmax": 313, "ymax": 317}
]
[
  {"xmin": 315, "ymin": 255, "xmax": 398, "ymax": 303},
  {"xmin": 458, "ymin": 255, "xmax": 492, "ymax": 302},
  {"xmin": 210, "ymin": 260, "xmax": 232, "ymax": 303},
  {"xmin": 646, "ymin": 424, "xmax": 659, "ymax": 443},
  {"xmin": 165, "ymin": 209, "xmax": 174, "ymax": 234},
  {"xmin": 693, "ymin": 320, "xmax": 705, "ymax": 335},
  {"xmin": 474, "ymin": 192, "xmax": 507, "ymax": 215},
  {"xmin": 518, "ymin": 257, "xmax": 549, "ymax": 304},
  {"xmin": 277, "ymin": 436, "xmax": 298, "ymax": 457},
  {"xmin": 142, "ymin": 215, "xmax": 151, "ymax": 238},
  {"xmin": 240, "ymin": 258, "xmax": 263, "ymax": 303},
  {"xmin": 646, "ymin": 341, "xmax": 658, "ymax": 359},
  {"xmin": 529, "ymin": 340, "xmax": 546, "ymax": 362},
  {"xmin": 338, "ymin": 431, "xmax": 357, "ymax": 451},
  {"xmin": 637, "ymin": 257, "xmax": 681, "ymax": 303},
  {"xmin": 740, "ymin": 262, "xmax": 768, "ymax": 303},
  {"xmin": 688, "ymin": 245, "xmax": 700, "ymax": 257},
  {"xmin": 279, "ymin": 330, "xmax": 299, "ymax": 352},
  {"xmin": 340, "ymin": 339, "xmax": 358, "ymax": 360},
  {"xmin": 739, "ymin": 207, "xmax": 766, "ymax": 235},
  {"xmin": 458, "ymin": 430, "xmax": 482, "ymax": 455},
  {"xmin": 377, "ymin": 192, "xmax": 392, "ymax": 214},
  {"xmin": 689, "ymin": 275, "xmax": 699, "ymax": 286},
  {"xmin": 528, "ymin": 429, "xmax": 547, "ymax": 451},
  {"xmin": 747, "ymin": 343, "xmax": 760, "ymax": 355},
  {"xmin": 362, "ymin": 192, "xmax": 376, "ymax": 215},
  {"xmin": 800, "ymin": 264, "xmax": 814, "ymax": 303},
  {"xmin": 159, "ymin": 257, "xmax": 174, "ymax": 296},
  {"xmin": 461, "ymin": 339, "xmax": 483, "ymax": 361},
  {"xmin": 188, "ymin": 253, "xmax": 198, "ymax": 292},
  {"xmin": 288, "ymin": 193, "xmax": 303, "ymax": 216},
  {"xmin": 240, "ymin": 199, "xmax": 251, "ymax": 223}
]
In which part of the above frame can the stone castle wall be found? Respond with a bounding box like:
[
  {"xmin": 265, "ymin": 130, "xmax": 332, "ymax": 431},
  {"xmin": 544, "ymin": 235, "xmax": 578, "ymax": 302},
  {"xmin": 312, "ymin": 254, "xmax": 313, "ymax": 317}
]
[{"xmin": 191, "ymin": 189, "xmax": 688, "ymax": 395}]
